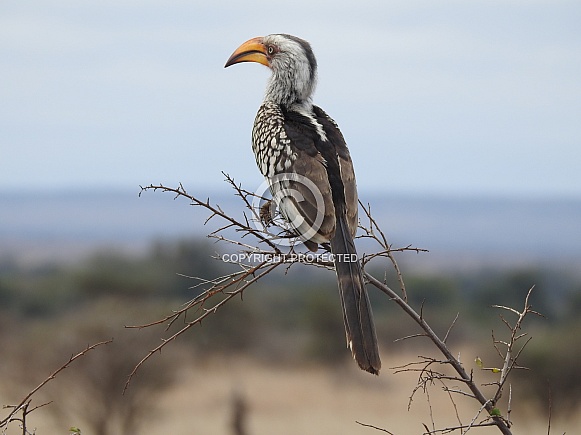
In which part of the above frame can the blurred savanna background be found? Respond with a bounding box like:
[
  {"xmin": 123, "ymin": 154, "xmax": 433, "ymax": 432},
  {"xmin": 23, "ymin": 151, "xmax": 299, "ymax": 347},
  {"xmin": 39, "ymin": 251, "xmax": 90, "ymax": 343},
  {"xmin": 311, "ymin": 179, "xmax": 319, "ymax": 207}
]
[{"xmin": 1, "ymin": 1, "xmax": 580, "ymax": 434}]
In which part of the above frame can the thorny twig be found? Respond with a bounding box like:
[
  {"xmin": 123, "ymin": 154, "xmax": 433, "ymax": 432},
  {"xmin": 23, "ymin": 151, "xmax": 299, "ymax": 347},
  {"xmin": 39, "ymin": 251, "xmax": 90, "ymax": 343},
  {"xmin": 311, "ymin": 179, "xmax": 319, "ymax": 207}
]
[
  {"xmin": 1, "ymin": 340, "xmax": 112, "ymax": 434},
  {"xmin": 124, "ymin": 259, "xmax": 281, "ymax": 392},
  {"xmin": 376, "ymin": 282, "xmax": 542, "ymax": 434},
  {"xmin": 363, "ymin": 275, "xmax": 524, "ymax": 434},
  {"xmin": 490, "ymin": 286, "xmax": 541, "ymax": 405},
  {"xmin": 355, "ymin": 421, "xmax": 395, "ymax": 434},
  {"xmin": 358, "ymin": 201, "xmax": 428, "ymax": 302}
]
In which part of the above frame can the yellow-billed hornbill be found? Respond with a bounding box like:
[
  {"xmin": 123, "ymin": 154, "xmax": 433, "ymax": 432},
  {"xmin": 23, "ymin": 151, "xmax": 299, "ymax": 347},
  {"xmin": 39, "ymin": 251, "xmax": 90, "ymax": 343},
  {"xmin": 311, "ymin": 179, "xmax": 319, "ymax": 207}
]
[{"xmin": 225, "ymin": 34, "xmax": 381, "ymax": 374}]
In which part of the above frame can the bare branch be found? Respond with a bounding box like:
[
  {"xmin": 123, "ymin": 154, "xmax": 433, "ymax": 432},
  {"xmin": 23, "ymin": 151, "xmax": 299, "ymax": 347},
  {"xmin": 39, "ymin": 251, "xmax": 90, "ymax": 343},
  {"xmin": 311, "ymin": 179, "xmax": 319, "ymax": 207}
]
[
  {"xmin": 443, "ymin": 313, "xmax": 460, "ymax": 344},
  {"xmin": 1, "ymin": 340, "xmax": 112, "ymax": 432},
  {"xmin": 358, "ymin": 201, "xmax": 428, "ymax": 301},
  {"xmin": 364, "ymin": 272, "xmax": 513, "ymax": 435},
  {"xmin": 490, "ymin": 287, "xmax": 539, "ymax": 406},
  {"xmin": 124, "ymin": 260, "xmax": 281, "ymax": 393},
  {"xmin": 422, "ymin": 421, "xmax": 499, "ymax": 434},
  {"xmin": 355, "ymin": 420, "xmax": 396, "ymax": 434}
]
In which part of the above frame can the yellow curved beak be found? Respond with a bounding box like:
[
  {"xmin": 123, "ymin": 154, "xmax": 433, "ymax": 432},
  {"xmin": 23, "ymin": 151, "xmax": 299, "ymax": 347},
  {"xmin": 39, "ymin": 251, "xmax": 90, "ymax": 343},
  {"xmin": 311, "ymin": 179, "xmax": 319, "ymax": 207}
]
[{"xmin": 224, "ymin": 37, "xmax": 269, "ymax": 68}]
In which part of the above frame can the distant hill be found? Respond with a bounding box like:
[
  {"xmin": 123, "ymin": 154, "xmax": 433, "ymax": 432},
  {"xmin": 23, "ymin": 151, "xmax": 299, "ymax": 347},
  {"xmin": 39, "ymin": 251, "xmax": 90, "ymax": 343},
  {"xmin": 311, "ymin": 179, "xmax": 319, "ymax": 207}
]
[{"xmin": 1, "ymin": 189, "xmax": 579, "ymax": 272}]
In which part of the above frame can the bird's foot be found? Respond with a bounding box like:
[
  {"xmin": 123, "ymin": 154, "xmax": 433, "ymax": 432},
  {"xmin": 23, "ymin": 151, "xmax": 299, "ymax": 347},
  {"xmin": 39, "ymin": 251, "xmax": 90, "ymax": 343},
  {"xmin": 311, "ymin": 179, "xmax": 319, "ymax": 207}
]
[{"xmin": 259, "ymin": 200, "xmax": 275, "ymax": 227}]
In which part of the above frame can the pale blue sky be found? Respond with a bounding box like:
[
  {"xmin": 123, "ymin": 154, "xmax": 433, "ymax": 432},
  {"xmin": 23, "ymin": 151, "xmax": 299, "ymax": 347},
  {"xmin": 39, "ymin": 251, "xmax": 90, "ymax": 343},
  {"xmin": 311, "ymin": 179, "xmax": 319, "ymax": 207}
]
[{"xmin": 1, "ymin": 0, "xmax": 580, "ymax": 197}]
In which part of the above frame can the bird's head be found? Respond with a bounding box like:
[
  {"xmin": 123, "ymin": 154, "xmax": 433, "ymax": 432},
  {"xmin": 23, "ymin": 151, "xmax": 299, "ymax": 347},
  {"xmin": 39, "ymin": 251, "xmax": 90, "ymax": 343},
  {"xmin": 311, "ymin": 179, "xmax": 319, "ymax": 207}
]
[{"xmin": 225, "ymin": 34, "xmax": 318, "ymax": 109}]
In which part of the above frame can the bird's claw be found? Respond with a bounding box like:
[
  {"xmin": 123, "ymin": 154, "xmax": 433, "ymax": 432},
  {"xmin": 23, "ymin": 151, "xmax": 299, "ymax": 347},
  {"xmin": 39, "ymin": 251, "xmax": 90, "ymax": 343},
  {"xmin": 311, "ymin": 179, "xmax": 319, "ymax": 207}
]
[{"xmin": 259, "ymin": 200, "xmax": 275, "ymax": 227}]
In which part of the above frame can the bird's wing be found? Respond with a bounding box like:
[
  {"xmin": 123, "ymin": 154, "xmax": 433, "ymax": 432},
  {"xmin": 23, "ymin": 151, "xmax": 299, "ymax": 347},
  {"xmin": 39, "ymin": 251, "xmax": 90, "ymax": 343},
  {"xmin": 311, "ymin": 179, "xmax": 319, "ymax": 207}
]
[
  {"xmin": 312, "ymin": 106, "xmax": 359, "ymax": 238},
  {"xmin": 277, "ymin": 112, "xmax": 336, "ymax": 244}
]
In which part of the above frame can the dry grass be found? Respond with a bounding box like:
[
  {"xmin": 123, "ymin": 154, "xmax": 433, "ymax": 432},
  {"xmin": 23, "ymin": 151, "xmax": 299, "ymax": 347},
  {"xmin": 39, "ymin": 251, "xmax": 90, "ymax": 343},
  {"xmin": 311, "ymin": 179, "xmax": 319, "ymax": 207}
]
[
  {"xmin": 146, "ymin": 350, "xmax": 579, "ymax": 435},
  {"xmin": 2, "ymin": 349, "xmax": 579, "ymax": 434}
]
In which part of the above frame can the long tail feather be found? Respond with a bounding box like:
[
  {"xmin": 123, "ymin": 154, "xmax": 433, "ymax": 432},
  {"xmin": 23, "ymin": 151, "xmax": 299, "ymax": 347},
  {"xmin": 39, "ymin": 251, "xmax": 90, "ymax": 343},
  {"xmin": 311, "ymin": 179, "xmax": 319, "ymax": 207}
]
[{"xmin": 330, "ymin": 215, "xmax": 381, "ymax": 374}]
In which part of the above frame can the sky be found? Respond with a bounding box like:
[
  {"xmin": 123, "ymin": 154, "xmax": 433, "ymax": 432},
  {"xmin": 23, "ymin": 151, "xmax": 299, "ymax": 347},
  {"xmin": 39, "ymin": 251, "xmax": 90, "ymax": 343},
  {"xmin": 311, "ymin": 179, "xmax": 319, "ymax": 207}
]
[{"xmin": 1, "ymin": 0, "xmax": 580, "ymax": 198}]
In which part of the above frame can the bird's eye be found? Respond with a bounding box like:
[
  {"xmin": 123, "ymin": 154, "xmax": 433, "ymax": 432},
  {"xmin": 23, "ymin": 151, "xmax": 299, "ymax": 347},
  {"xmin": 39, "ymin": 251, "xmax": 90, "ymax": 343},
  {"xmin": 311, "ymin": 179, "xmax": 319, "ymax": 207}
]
[{"xmin": 267, "ymin": 45, "xmax": 275, "ymax": 55}]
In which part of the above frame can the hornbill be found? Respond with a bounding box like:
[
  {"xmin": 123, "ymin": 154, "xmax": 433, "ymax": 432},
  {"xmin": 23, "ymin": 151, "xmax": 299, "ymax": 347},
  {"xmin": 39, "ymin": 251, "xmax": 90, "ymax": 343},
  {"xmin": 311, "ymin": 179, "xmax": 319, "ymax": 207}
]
[{"xmin": 225, "ymin": 34, "xmax": 381, "ymax": 374}]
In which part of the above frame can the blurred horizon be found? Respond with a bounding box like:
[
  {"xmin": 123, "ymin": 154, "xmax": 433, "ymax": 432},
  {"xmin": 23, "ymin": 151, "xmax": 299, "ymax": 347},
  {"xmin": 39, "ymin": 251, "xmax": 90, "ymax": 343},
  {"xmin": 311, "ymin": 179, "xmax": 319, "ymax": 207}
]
[{"xmin": 1, "ymin": 187, "xmax": 580, "ymax": 272}]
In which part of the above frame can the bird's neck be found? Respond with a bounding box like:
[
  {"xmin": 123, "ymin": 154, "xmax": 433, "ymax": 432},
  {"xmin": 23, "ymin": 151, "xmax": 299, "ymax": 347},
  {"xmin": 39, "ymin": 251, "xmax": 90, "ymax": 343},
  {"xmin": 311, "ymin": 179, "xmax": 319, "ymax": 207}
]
[{"xmin": 264, "ymin": 67, "xmax": 316, "ymax": 110}]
